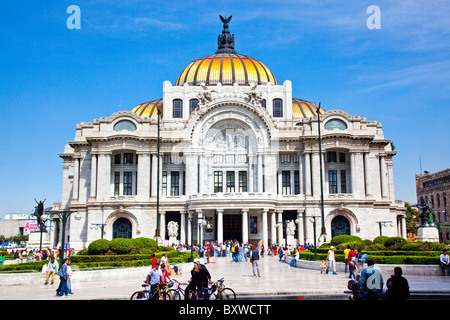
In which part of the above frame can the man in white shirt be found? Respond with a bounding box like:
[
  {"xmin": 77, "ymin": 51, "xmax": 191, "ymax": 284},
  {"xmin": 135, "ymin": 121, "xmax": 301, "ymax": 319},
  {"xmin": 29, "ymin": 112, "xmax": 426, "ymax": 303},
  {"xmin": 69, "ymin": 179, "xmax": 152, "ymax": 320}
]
[
  {"xmin": 440, "ymin": 250, "xmax": 450, "ymax": 276},
  {"xmin": 45, "ymin": 256, "xmax": 59, "ymax": 285},
  {"xmin": 326, "ymin": 246, "xmax": 337, "ymax": 275},
  {"xmin": 146, "ymin": 262, "xmax": 163, "ymax": 297}
]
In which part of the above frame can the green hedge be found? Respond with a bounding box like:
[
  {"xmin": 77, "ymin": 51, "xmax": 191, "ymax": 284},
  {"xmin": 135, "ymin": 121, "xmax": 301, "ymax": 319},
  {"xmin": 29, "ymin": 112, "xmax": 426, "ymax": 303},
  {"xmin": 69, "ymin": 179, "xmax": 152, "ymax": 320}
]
[{"xmin": 0, "ymin": 250, "xmax": 197, "ymax": 273}]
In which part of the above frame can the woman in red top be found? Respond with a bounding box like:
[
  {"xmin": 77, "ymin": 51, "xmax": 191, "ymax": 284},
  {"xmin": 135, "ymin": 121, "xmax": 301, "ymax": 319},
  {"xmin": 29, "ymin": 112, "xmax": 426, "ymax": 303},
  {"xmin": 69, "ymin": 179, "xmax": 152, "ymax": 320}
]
[{"xmin": 161, "ymin": 264, "xmax": 171, "ymax": 283}]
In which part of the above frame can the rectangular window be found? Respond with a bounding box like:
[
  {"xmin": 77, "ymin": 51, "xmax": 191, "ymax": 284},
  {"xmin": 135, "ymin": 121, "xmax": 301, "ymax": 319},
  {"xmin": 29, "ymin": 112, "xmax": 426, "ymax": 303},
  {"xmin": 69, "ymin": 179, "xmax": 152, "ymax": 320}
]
[
  {"xmin": 340, "ymin": 170, "xmax": 347, "ymax": 193},
  {"xmin": 226, "ymin": 171, "xmax": 235, "ymax": 192},
  {"xmin": 329, "ymin": 170, "xmax": 338, "ymax": 194},
  {"xmin": 327, "ymin": 152, "xmax": 337, "ymax": 163},
  {"xmin": 162, "ymin": 171, "xmax": 167, "ymax": 196},
  {"xmin": 239, "ymin": 171, "xmax": 247, "ymax": 192},
  {"xmin": 282, "ymin": 171, "xmax": 291, "ymax": 195},
  {"xmin": 114, "ymin": 172, "xmax": 120, "ymax": 195},
  {"xmin": 339, "ymin": 152, "xmax": 346, "ymax": 163},
  {"xmin": 123, "ymin": 172, "xmax": 133, "ymax": 195},
  {"xmin": 114, "ymin": 154, "xmax": 121, "ymax": 164},
  {"xmin": 173, "ymin": 99, "xmax": 183, "ymax": 118},
  {"xmin": 214, "ymin": 171, "xmax": 223, "ymax": 193},
  {"xmin": 170, "ymin": 171, "xmax": 179, "ymax": 196},
  {"xmin": 189, "ymin": 99, "xmax": 198, "ymax": 115},
  {"xmin": 294, "ymin": 170, "xmax": 300, "ymax": 195},
  {"xmin": 273, "ymin": 99, "xmax": 283, "ymax": 117},
  {"xmin": 123, "ymin": 153, "xmax": 134, "ymax": 164}
]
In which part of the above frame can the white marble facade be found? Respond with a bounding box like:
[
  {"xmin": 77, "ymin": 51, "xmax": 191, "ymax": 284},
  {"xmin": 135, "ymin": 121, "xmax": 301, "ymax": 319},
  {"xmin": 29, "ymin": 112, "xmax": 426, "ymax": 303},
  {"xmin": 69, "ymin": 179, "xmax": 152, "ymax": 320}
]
[{"xmin": 51, "ymin": 25, "xmax": 407, "ymax": 251}]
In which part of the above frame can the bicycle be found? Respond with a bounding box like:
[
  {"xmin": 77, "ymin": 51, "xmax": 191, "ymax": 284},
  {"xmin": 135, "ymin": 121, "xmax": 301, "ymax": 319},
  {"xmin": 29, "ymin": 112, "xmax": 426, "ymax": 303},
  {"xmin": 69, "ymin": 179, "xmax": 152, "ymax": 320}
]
[
  {"xmin": 210, "ymin": 278, "xmax": 236, "ymax": 300},
  {"xmin": 130, "ymin": 281, "xmax": 176, "ymax": 300},
  {"xmin": 168, "ymin": 279, "xmax": 188, "ymax": 300},
  {"xmin": 184, "ymin": 278, "xmax": 236, "ymax": 300}
]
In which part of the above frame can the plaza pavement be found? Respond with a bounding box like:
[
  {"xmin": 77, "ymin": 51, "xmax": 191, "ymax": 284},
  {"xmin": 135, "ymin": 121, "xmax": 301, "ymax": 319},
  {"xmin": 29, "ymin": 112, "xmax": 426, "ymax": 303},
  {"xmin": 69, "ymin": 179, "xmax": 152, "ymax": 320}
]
[{"xmin": 1, "ymin": 254, "xmax": 450, "ymax": 300}]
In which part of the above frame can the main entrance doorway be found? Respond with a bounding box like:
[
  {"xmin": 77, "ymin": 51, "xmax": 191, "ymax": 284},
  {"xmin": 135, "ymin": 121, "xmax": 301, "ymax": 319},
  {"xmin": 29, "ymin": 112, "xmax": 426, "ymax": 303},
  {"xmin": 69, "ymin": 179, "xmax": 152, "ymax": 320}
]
[
  {"xmin": 331, "ymin": 215, "xmax": 350, "ymax": 238},
  {"xmin": 223, "ymin": 214, "xmax": 242, "ymax": 243}
]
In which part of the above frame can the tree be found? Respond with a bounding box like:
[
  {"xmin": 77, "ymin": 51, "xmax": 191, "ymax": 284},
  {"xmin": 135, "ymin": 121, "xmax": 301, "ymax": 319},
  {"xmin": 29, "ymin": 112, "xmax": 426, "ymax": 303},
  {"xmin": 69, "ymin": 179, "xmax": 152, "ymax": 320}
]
[{"xmin": 405, "ymin": 203, "xmax": 419, "ymax": 235}]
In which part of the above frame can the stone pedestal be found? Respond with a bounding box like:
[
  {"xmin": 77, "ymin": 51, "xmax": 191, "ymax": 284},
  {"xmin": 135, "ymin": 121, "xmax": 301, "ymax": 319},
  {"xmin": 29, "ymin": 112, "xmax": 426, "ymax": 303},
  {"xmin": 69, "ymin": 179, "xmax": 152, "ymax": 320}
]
[
  {"xmin": 27, "ymin": 232, "xmax": 51, "ymax": 250},
  {"xmin": 169, "ymin": 237, "xmax": 178, "ymax": 246},
  {"xmin": 417, "ymin": 226, "xmax": 439, "ymax": 242}
]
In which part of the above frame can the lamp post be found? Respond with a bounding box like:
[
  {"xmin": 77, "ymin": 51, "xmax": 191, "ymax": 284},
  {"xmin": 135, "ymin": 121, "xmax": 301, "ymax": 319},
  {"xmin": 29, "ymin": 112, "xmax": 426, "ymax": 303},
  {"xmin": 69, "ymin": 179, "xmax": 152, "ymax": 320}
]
[
  {"xmin": 50, "ymin": 210, "xmax": 81, "ymax": 260},
  {"xmin": 155, "ymin": 105, "xmax": 162, "ymax": 242},
  {"xmin": 90, "ymin": 223, "xmax": 106, "ymax": 239},
  {"xmin": 295, "ymin": 213, "xmax": 319, "ymax": 261},
  {"xmin": 316, "ymin": 104, "xmax": 327, "ymax": 243},
  {"xmin": 187, "ymin": 216, "xmax": 194, "ymax": 262}
]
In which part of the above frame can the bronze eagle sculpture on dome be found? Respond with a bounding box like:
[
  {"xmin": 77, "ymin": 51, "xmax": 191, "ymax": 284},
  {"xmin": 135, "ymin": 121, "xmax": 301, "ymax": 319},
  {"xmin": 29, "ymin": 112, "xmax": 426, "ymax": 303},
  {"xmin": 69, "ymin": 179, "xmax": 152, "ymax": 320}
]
[{"xmin": 217, "ymin": 15, "xmax": 235, "ymax": 53}]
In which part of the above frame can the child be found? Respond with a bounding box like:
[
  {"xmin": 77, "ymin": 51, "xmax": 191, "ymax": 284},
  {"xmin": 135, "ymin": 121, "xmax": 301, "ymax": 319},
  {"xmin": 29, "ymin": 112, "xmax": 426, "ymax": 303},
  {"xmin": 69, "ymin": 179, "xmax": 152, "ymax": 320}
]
[
  {"xmin": 348, "ymin": 258, "xmax": 356, "ymax": 280},
  {"xmin": 320, "ymin": 260, "xmax": 327, "ymax": 274}
]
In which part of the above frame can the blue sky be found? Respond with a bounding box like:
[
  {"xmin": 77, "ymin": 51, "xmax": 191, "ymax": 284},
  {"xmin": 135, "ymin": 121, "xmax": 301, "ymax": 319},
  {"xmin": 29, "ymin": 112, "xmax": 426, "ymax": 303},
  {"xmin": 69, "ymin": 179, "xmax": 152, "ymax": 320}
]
[{"xmin": 1, "ymin": 0, "xmax": 449, "ymax": 216}]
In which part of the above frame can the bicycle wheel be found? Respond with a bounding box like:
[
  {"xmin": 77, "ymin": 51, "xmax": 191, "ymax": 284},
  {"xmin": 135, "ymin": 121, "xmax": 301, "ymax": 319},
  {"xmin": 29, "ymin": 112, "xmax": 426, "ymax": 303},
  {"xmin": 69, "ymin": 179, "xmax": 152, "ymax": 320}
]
[
  {"xmin": 220, "ymin": 288, "xmax": 236, "ymax": 300},
  {"xmin": 169, "ymin": 289, "xmax": 181, "ymax": 300},
  {"xmin": 130, "ymin": 291, "xmax": 148, "ymax": 300}
]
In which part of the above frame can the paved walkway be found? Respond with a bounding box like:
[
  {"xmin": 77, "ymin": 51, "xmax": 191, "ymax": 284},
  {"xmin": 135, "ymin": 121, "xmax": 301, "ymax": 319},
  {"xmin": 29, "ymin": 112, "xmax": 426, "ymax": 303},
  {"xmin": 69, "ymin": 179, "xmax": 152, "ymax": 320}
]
[{"xmin": 1, "ymin": 255, "xmax": 450, "ymax": 300}]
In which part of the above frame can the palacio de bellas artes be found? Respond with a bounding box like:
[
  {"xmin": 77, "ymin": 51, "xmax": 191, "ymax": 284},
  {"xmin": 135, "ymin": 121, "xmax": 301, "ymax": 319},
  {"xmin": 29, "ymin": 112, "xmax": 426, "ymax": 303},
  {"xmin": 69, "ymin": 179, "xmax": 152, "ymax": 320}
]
[{"xmin": 47, "ymin": 16, "xmax": 406, "ymax": 252}]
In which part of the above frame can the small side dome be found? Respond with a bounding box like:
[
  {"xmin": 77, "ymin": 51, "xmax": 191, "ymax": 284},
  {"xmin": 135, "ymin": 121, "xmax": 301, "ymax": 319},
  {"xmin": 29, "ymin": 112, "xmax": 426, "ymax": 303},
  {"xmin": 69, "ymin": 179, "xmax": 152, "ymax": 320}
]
[{"xmin": 131, "ymin": 99, "xmax": 163, "ymax": 119}]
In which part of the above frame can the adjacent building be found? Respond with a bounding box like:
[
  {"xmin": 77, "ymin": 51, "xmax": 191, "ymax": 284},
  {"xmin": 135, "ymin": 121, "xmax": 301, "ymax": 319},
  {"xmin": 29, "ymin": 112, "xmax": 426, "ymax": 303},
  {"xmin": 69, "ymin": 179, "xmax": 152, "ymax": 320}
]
[{"xmin": 416, "ymin": 168, "xmax": 450, "ymax": 242}]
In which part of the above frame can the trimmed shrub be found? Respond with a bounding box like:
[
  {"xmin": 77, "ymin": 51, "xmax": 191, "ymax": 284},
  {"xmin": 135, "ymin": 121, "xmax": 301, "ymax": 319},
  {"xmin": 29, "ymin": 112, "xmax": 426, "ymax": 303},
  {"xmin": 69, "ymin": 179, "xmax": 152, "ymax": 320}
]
[
  {"xmin": 110, "ymin": 238, "xmax": 133, "ymax": 255},
  {"xmin": 330, "ymin": 235, "xmax": 363, "ymax": 246},
  {"xmin": 373, "ymin": 236, "xmax": 389, "ymax": 245},
  {"xmin": 385, "ymin": 237, "xmax": 407, "ymax": 248},
  {"xmin": 87, "ymin": 239, "xmax": 110, "ymax": 255}
]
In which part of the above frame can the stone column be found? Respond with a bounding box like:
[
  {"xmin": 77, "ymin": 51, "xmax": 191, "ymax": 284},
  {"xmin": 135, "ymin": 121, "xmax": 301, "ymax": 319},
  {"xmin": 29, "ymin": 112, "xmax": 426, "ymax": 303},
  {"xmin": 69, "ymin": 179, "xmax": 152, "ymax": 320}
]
[
  {"xmin": 90, "ymin": 153, "xmax": 97, "ymax": 198},
  {"xmin": 187, "ymin": 211, "xmax": 193, "ymax": 245},
  {"xmin": 297, "ymin": 209, "xmax": 304, "ymax": 245},
  {"xmin": 277, "ymin": 210, "xmax": 283, "ymax": 245},
  {"xmin": 304, "ymin": 152, "xmax": 312, "ymax": 197},
  {"xmin": 217, "ymin": 209, "xmax": 224, "ymax": 244},
  {"xmin": 137, "ymin": 152, "xmax": 150, "ymax": 199},
  {"xmin": 160, "ymin": 211, "xmax": 166, "ymax": 244},
  {"xmin": 180, "ymin": 211, "xmax": 186, "ymax": 244},
  {"xmin": 73, "ymin": 157, "xmax": 80, "ymax": 200},
  {"xmin": 97, "ymin": 152, "xmax": 111, "ymax": 201},
  {"xmin": 262, "ymin": 209, "xmax": 268, "ymax": 249},
  {"xmin": 248, "ymin": 155, "xmax": 254, "ymax": 192},
  {"xmin": 380, "ymin": 155, "xmax": 388, "ymax": 199},
  {"xmin": 364, "ymin": 152, "xmax": 372, "ymax": 197},
  {"xmin": 257, "ymin": 154, "xmax": 263, "ymax": 192},
  {"xmin": 271, "ymin": 211, "xmax": 277, "ymax": 245},
  {"xmin": 242, "ymin": 208, "xmax": 249, "ymax": 244},
  {"xmin": 151, "ymin": 153, "xmax": 157, "ymax": 197}
]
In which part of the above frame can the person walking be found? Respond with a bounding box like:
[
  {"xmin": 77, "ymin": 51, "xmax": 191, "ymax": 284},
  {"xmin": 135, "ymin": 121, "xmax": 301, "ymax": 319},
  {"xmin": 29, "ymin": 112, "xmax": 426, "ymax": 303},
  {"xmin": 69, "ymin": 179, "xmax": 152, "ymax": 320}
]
[
  {"xmin": 344, "ymin": 245, "xmax": 350, "ymax": 274},
  {"xmin": 385, "ymin": 267, "xmax": 410, "ymax": 300},
  {"xmin": 56, "ymin": 258, "xmax": 70, "ymax": 297},
  {"xmin": 360, "ymin": 259, "xmax": 384, "ymax": 300},
  {"xmin": 326, "ymin": 246, "xmax": 337, "ymax": 275},
  {"xmin": 250, "ymin": 245, "xmax": 261, "ymax": 277},
  {"xmin": 44, "ymin": 256, "xmax": 59, "ymax": 285}
]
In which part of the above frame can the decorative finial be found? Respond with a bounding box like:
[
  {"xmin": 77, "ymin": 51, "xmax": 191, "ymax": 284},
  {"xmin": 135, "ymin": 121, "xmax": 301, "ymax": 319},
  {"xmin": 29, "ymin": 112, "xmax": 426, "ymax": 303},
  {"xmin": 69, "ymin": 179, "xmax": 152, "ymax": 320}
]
[{"xmin": 216, "ymin": 15, "xmax": 235, "ymax": 53}]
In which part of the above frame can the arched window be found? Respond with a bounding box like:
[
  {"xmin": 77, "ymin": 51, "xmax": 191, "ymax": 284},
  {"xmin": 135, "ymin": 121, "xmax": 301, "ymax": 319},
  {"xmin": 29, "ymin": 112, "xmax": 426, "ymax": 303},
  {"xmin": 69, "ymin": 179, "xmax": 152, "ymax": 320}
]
[
  {"xmin": 113, "ymin": 120, "xmax": 137, "ymax": 132},
  {"xmin": 273, "ymin": 98, "xmax": 283, "ymax": 117},
  {"xmin": 173, "ymin": 99, "xmax": 183, "ymax": 118},
  {"xmin": 325, "ymin": 119, "xmax": 347, "ymax": 130},
  {"xmin": 189, "ymin": 98, "xmax": 199, "ymax": 115}
]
